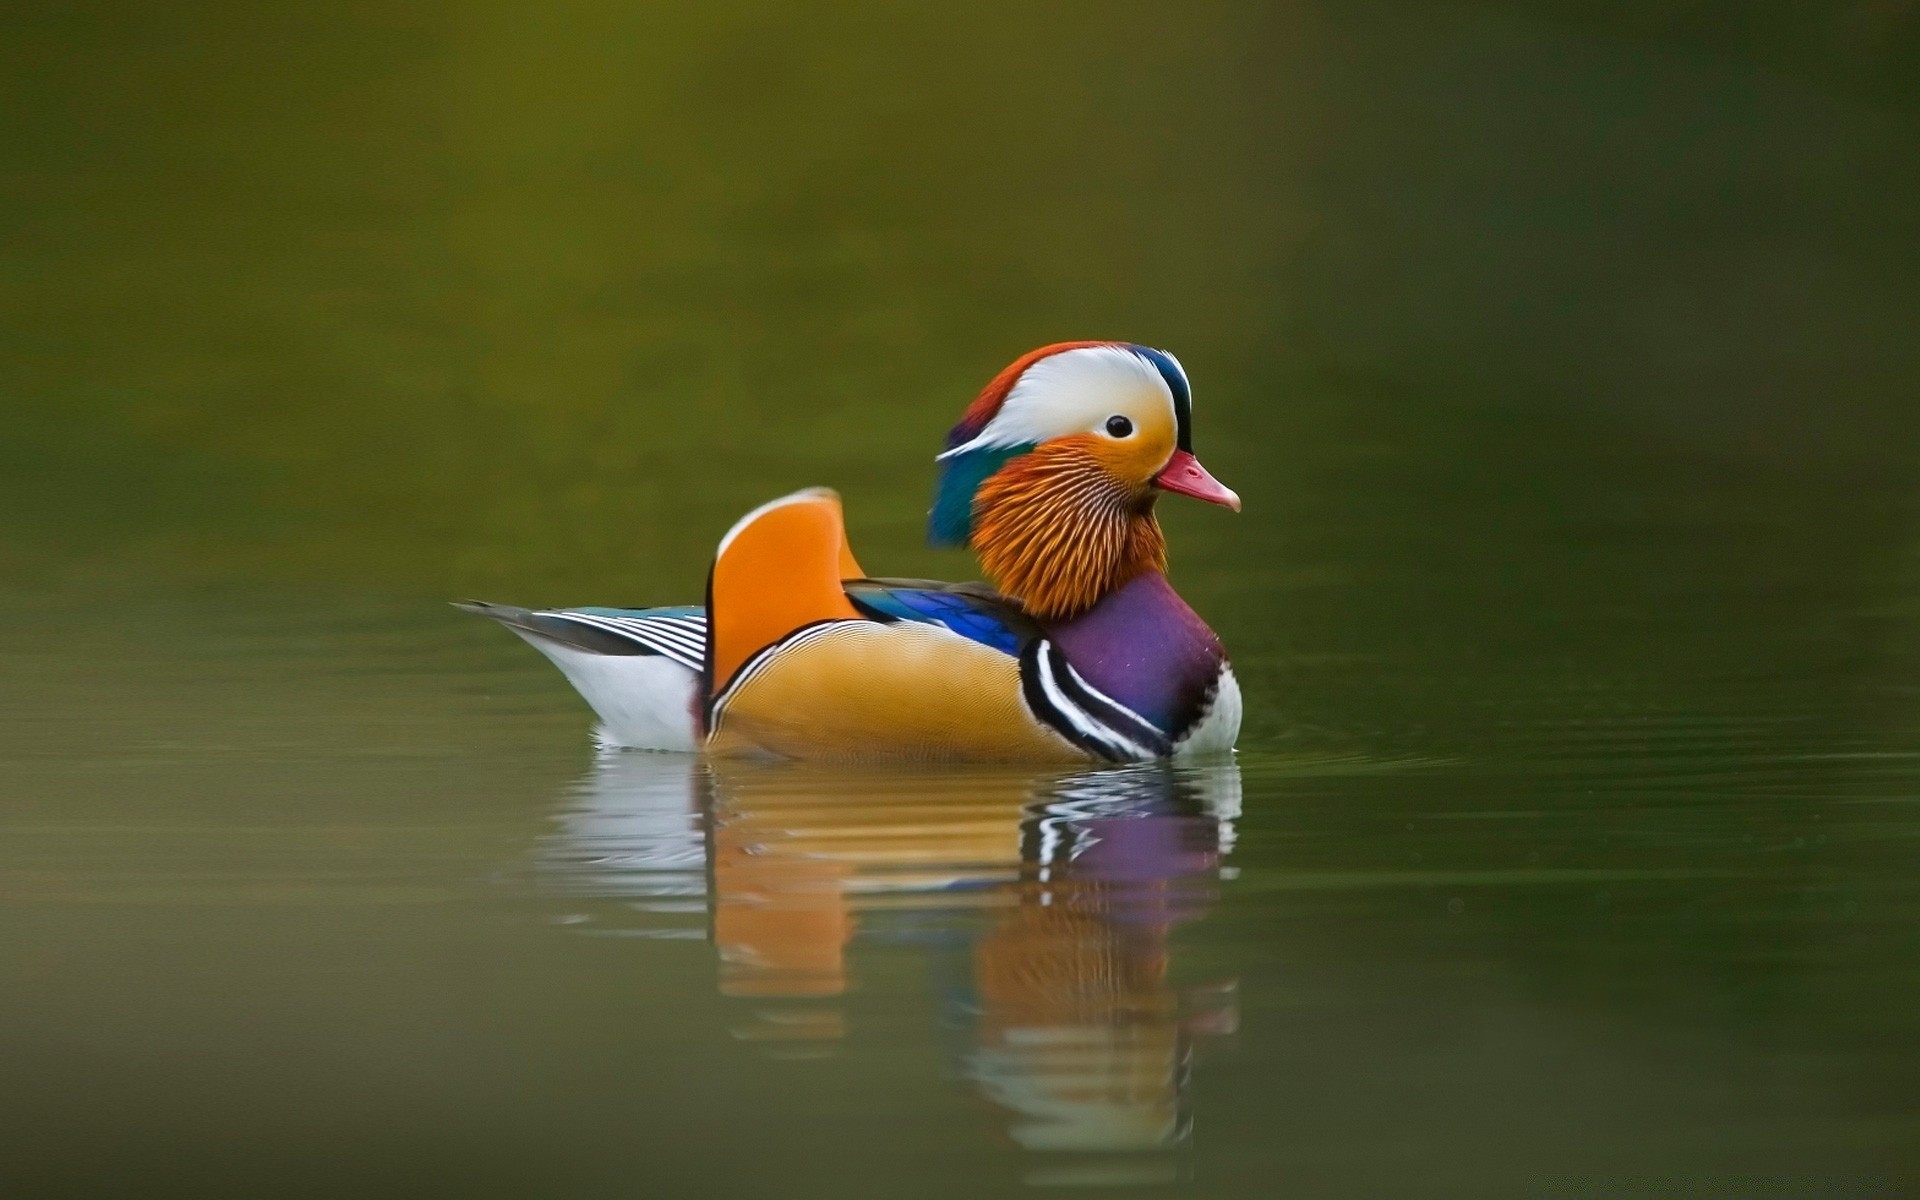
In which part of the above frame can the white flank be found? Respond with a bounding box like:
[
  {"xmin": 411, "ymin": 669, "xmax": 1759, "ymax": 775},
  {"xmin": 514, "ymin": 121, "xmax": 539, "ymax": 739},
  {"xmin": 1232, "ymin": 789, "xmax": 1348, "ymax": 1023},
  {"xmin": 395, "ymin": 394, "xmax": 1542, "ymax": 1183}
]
[
  {"xmin": 514, "ymin": 634, "xmax": 701, "ymax": 752},
  {"xmin": 1174, "ymin": 665, "xmax": 1242, "ymax": 759}
]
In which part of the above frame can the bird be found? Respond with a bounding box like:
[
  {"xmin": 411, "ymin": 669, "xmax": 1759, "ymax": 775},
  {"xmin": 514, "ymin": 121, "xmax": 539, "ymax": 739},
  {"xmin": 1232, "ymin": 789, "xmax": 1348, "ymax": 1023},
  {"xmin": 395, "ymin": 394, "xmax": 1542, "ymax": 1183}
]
[{"xmin": 461, "ymin": 341, "xmax": 1242, "ymax": 762}]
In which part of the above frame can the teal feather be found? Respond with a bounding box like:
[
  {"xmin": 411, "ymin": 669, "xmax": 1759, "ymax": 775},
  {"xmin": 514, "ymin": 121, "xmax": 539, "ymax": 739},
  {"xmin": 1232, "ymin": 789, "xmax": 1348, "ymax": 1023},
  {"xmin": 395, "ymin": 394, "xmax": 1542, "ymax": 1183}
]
[
  {"xmin": 927, "ymin": 444, "xmax": 1031, "ymax": 547},
  {"xmin": 571, "ymin": 605, "xmax": 704, "ymax": 620}
]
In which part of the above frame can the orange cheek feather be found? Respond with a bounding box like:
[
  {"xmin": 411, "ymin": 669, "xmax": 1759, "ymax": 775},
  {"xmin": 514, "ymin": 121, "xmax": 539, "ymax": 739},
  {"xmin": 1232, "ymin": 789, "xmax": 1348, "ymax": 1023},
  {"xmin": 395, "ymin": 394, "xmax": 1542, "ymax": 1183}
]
[{"xmin": 970, "ymin": 436, "xmax": 1169, "ymax": 620}]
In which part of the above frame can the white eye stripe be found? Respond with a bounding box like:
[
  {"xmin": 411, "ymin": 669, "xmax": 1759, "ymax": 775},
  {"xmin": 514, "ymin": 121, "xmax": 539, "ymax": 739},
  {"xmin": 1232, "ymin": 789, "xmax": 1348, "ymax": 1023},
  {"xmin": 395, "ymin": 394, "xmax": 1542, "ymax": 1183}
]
[{"xmin": 937, "ymin": 345, "xmax": 1175, "ymax": 460}]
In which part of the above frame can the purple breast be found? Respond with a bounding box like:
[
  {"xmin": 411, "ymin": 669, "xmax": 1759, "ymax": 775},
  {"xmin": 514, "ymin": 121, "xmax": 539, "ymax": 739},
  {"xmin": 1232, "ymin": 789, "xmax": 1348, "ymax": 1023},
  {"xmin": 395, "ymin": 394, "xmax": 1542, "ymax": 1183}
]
[{"xmin": 1044, "ymin": 572, "xmax": 1226, "ymax": 738}]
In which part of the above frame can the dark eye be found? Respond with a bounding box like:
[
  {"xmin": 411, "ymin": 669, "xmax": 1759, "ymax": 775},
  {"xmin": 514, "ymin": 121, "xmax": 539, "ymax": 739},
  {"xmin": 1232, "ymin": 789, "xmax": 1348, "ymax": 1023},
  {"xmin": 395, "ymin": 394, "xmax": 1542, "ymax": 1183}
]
[{"xmin": 1105, "ymin": 415, "xmax": 1134, "ymax": 438}]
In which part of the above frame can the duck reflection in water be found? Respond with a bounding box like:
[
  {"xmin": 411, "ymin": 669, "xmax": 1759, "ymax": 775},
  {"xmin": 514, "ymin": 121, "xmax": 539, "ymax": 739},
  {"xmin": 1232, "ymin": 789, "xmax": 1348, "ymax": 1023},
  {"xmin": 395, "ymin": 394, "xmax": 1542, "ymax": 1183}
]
[{"xmin": 537, "ymin": 754, "xmax": 1241, "ymax": 1167}]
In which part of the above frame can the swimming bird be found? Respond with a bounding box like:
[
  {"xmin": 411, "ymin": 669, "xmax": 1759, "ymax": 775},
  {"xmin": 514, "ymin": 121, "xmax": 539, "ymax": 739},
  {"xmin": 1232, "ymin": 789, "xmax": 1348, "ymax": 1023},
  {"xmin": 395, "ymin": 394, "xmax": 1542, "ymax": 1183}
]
[{"xmin": 462, "ymin": 341, "xmax": 1242, "ymax": 762}]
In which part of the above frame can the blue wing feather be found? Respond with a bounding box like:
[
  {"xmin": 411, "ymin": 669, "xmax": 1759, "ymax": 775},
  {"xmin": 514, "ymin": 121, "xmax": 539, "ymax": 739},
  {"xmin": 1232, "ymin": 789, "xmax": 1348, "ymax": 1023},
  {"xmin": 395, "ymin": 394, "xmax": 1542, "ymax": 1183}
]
[{"xmin": 846, "ymin": 583, "xmax": 1028, "ymax": 655}]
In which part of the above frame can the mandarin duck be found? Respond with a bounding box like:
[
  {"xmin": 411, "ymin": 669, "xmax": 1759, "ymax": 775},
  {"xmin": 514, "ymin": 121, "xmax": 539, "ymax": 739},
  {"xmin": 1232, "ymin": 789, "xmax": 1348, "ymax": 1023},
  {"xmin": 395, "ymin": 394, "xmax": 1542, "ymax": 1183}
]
[{"xmin": 463, "ymin": 342, "xmax": 1242, "ymax": 762}]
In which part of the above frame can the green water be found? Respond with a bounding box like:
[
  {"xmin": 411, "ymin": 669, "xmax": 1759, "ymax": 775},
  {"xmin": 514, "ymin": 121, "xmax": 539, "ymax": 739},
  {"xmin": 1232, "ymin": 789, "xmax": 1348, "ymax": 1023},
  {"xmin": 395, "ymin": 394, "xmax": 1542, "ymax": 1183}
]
[{"xmin": 5, "ymin": 2, "xmax": 1920, "ymax": 1195}]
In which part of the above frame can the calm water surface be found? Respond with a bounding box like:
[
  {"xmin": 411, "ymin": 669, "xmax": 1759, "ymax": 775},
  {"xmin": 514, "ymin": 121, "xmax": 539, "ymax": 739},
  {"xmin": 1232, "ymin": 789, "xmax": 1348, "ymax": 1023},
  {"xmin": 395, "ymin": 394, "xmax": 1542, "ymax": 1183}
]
[
  {"xmin": 5, "ymin": 2, "xmax": 1920, "ymax": 1196},
  {"xmin": 6, "ymin": 439, "xmax": 1920, "ymax": 1196}
]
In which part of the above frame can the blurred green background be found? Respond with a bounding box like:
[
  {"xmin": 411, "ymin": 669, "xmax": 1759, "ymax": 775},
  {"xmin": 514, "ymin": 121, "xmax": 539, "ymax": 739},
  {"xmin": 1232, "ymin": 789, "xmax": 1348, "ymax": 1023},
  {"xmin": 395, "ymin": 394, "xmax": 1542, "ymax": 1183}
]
[
  {"xmin": 6, "ymin": 3, "xmax": 1920, "ymax": 1196},
  {"xmin": 7, "ymin": 1, "xmax": 1916, "ymax": 603}
]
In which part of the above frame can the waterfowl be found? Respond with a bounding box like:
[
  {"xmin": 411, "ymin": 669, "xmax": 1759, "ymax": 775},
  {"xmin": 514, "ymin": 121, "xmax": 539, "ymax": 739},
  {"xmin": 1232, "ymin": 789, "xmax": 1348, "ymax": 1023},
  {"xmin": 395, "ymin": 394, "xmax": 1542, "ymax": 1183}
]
[{"xmin": 463, "ymin": 341, "xmax": 1242, "ymax": 762}]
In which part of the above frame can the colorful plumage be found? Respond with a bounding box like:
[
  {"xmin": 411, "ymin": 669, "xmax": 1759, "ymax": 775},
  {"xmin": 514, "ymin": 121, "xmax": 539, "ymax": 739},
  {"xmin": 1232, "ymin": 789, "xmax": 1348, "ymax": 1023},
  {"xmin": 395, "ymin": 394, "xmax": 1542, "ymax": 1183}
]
[{"xmin": 463, "ymin": 341, "xmax": 1242, "ymax": 762}]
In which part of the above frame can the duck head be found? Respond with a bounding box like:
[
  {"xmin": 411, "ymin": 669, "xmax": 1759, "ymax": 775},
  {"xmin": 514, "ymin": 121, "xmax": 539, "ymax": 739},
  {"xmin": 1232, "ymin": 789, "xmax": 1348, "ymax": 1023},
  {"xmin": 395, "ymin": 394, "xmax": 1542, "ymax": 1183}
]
[{"xmin": 929, "ymin": 342, "xmax": 1239, "ymax": 620}]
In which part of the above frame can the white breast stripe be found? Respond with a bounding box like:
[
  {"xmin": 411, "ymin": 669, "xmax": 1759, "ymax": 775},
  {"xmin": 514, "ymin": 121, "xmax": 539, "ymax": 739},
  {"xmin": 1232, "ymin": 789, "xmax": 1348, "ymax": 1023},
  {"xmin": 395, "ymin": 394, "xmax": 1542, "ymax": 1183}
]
[
  {"xmin": 1033, "ymin": 644, "xmax": 1155, "ymax": 761},
  {"xmin": 1053, "ymin": 653, "xmax": 1166, "ymax": 751}
]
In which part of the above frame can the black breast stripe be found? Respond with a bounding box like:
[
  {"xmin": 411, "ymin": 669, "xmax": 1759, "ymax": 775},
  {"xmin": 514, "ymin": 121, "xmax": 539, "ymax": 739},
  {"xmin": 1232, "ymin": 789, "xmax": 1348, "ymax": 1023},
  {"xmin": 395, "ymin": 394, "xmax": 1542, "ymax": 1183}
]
[
  {"xmin": 1042, "ymin": 643, "xmax": 1173, "ymax": 758},
  {"xmin": 1018, "ymin": 641, "xmax": 1171, "ymax": 762}
]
